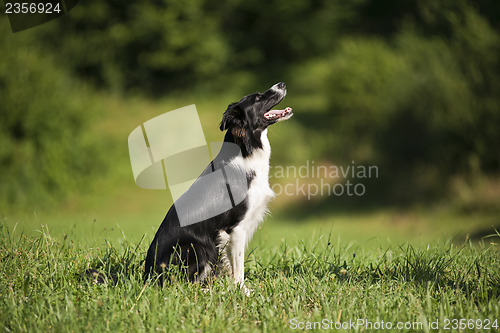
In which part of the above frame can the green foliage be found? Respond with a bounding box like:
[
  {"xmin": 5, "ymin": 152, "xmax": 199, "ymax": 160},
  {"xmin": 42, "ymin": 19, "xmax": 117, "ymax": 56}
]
[
  {"xmin": 0, "ymin": 24, "xmax": 106, "ymax": 207},
  {"xmin": 30, "ymin": 0, "xmax": 365, "ymax": 94},
  {"xmin": 35, "ymin": 0, "xmax": 229, "ymax": 94},
  {"xmin": 287, "ymin": 1, "xmax": 500, "ymax": 201},
  {"xmin": 1, "ymin": 0, "xmax": 500, "ymax": 206}
]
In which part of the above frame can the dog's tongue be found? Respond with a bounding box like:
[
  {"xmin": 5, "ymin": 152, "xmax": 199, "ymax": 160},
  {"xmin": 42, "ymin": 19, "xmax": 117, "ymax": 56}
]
[{"xmin": 264, "ymin": 107, "xmax": 292, "ymax": 119}]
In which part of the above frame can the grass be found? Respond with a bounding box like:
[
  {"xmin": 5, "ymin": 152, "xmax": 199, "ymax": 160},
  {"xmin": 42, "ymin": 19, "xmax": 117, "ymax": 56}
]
[{"xmin": 1, "ymin": 221, "xmax": 499, "ymax": 332}]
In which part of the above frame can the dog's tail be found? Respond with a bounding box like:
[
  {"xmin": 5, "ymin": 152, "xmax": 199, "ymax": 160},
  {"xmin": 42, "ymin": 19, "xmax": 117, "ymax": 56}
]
[{"xmin": 144, "ymin": 238, "xmax": 216, "ymax": 284}]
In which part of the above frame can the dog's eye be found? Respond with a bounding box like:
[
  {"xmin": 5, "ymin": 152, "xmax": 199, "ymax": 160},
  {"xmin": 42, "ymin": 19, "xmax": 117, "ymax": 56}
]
[{"xmin": 255, "ymin": 95, "xmax": 261, "ymax": 101}]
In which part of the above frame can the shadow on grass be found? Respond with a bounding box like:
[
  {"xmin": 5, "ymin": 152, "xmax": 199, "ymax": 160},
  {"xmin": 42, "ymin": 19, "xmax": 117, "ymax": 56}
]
[
  {"xmin": 81, "ymin": 237, "xmax": 146, "ymax": 286},
  {"xmin": 272, "ymin": 177, "xmax": 409, "ymax": 225}
]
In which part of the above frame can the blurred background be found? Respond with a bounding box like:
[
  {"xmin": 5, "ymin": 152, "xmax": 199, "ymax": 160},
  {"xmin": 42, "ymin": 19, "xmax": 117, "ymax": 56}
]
[{"xmin": 1, "ymin": 0, "xmax": 499, "ymax": 248}]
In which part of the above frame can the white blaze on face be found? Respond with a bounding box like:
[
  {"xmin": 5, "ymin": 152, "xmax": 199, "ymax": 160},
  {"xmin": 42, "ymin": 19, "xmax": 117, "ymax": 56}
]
[
  {"xmin": 270, "ymin": 82, "xmax": 287, "ymax": 97},
  {"xmin": 270, "ymin": 82, "xmax": 282, "ymax": 91}
]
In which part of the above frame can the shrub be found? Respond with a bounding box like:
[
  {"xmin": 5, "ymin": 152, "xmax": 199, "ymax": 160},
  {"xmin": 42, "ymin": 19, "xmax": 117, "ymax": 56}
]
[{"xmin": 0, "ymin": 25, "xmax": 106, "ymax": 207}]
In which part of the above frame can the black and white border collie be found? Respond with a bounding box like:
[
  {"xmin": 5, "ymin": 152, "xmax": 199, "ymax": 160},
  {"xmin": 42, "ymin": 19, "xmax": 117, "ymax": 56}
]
[{"xmin": 144, "ymin": 82, "xmax": 292, "ymax": 293}]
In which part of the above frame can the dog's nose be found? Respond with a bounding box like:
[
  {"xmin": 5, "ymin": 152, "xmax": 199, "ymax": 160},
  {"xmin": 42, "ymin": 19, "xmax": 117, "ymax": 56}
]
[{"xmin": 277, "ymin": 82, "xmax": 286, "ymax": 90}]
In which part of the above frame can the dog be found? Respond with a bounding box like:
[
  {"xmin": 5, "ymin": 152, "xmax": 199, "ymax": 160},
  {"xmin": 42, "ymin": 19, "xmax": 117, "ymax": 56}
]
[{"xmin": 144, "ymin": 82, "xmax": 292, "ymax": 293}]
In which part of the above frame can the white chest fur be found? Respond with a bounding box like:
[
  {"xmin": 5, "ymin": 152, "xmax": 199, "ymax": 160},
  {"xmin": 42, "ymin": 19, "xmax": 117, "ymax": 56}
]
[
  {"xmin": 216, "ymin": 129, "xmax": 276, "ymax": 288},
  {"xmin": 230, "ymin": 129, "xmax": 275, "ymax": 246}
]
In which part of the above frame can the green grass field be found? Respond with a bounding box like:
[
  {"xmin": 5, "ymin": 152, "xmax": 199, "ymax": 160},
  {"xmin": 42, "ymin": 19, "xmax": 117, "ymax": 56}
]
[
  {"xmin": 1, "ymin": 94, "xmax": 499, "ymax": 332},
  {"xmin": 1, "ymin": 210, "xmax": 499, "ymax": 332}
]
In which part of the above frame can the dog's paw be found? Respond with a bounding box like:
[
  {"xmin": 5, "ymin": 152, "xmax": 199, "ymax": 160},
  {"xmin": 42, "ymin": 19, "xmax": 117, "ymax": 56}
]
[{"xmin": 242, "ymin": 285, "xmax": 254, "ymax": 297}]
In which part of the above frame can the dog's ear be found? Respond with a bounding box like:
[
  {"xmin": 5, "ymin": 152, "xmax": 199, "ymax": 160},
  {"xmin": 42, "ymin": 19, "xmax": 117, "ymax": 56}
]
[{"xmin": 220, "ymin": 102, "xmax": 242, "ymax": 131}]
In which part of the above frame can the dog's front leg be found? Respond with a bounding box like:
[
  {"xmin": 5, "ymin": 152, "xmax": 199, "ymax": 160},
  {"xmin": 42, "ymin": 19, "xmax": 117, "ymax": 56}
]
[
  {"xmin": 228, "ymin": 226, "xmax": 254, "ymax": 296},
  {"xmin": 228, "ymin": 226, "xmax": 246, "ymax": 285}
]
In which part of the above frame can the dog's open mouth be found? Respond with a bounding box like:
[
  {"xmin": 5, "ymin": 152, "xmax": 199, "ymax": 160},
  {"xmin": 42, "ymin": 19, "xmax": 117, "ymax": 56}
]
[{"xmin": 264, "ymin": 107, "xmax": 293, "ymax": 121}]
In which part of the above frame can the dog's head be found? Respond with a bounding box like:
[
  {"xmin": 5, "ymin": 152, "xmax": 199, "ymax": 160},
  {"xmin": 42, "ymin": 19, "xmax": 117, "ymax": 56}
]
[{"xmin": 220, "ymin": 82, "xmax": 292, "ymax": 155}]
